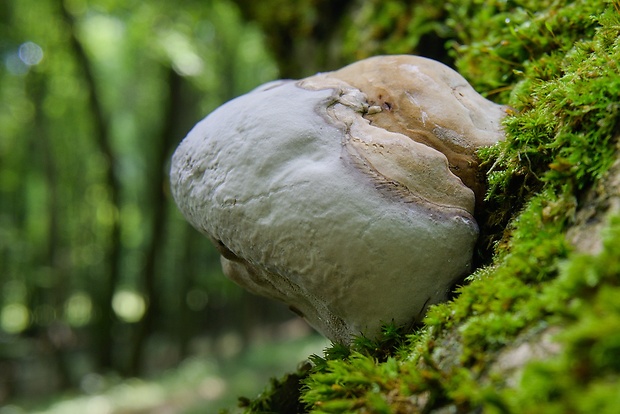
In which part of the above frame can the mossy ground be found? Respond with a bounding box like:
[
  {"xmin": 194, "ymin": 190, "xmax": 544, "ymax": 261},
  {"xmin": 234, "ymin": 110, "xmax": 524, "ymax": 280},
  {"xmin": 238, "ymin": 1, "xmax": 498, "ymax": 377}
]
[{"xmin": 238, "ymin": 1, "xmax": 620, "ymax": 412}]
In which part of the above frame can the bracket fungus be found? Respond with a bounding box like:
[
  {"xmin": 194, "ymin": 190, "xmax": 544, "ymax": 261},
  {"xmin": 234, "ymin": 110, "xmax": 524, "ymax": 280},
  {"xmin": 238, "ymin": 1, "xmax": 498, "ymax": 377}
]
[{"xmin": 171, "ymin": 55, "xmax": 507, "ymax": 344}]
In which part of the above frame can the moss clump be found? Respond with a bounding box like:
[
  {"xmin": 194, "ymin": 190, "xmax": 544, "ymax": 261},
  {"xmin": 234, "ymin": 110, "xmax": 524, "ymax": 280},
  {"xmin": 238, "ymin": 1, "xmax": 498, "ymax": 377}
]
[
  {"xmin": 448, "ymin": 0, "xmax": 607, "ymax": 99},
  {"xmin": 240, "ymin": 1, "xmax": 620, "ymax": 412},
  {"xmin": 501, "ymin": 214, "xmax": 620, "ymax": 413},
  {"xmin": 481, "ymin": 1, "xmax": 620, "ymax": 227}
]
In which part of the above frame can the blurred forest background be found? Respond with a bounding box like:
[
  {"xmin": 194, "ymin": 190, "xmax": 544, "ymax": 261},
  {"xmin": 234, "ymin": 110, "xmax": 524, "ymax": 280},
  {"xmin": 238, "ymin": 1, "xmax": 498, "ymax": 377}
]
[{"xmin": 1, "ymin": 0, "xmax": 456, "ymax": 411}]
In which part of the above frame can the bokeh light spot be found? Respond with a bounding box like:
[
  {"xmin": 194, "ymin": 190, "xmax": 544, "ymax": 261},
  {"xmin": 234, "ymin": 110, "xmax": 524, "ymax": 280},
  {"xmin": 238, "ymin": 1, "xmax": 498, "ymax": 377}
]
[
  {"xmin": 112, "ymin": 290, "xmax": 146, "ymax": 323},
  {"xmin": 1, "ymin": 303, "xmax": 30, "ymax": 334},
  {"xmin": 18, "ymin": 41, "xmax": 44, "ymax": 66}
]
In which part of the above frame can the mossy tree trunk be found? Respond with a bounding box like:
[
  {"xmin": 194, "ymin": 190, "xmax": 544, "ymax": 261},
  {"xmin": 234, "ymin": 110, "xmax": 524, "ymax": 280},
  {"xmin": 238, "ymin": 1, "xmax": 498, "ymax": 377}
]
[{"xmin": 237, "ymin": 1, "xmax": 620, "ymax": 412}]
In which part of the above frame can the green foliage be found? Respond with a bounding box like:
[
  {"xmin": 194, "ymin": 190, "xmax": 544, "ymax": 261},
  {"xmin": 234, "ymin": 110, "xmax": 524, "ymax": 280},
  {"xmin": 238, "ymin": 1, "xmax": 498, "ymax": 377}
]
[{"xmin": 0, "ymin": 0, "xmax": 279, "ymax": 397}]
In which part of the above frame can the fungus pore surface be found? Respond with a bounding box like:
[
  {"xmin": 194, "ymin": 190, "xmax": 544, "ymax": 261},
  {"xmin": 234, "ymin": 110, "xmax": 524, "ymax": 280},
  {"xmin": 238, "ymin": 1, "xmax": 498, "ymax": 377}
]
[{"xmin": 170, "ymin": 55, "xmax": 507, "ymax": 343}]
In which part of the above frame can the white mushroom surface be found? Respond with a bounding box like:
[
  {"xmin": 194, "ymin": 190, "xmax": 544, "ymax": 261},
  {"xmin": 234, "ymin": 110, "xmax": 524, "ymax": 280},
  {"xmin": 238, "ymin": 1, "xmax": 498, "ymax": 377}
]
[{"xmin": 171, "ymin": 55, "xmax": 507, "ymax": 344}]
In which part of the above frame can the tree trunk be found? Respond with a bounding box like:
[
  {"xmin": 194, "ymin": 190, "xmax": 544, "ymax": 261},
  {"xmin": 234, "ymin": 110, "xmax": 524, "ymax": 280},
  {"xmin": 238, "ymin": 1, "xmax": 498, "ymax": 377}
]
[
  {"xmin": 127, "ymin": 67, "xmax": 185, "ymax": 376},
  {"xmin": 230, "ymin": 0, "xmax": 354, "ymax": 78},
  {"xmin": 59, "ymin": 0, "xmax": 123, "ymax": 372}
]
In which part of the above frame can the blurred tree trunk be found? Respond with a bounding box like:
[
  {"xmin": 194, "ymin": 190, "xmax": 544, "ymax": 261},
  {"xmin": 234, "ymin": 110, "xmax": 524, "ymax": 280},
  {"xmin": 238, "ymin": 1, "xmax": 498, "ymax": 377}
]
[
  {"xmin": 30, "ymin": 70, "xmax": 73, "ymax": 389},
  {"xmin": 59, "ymin": 0, "xmax": 122, "ymax": 372},
  {"xmin": 127, "ymin": 67, "xmax": 184, "ymax": 376},
  {"xmin": 231, "ymin": 0, "xmax": 354, "ymax": 78}
]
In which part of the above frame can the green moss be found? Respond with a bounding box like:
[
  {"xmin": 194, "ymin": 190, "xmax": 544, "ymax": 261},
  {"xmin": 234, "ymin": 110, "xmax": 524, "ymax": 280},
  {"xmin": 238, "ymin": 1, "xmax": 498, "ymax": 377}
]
[
  {"xmin": 501, "ymin": 215, "xmax": 620, "ymax": 413},
  {"xmin": 448, "ymin": 0, "xmax": 606, "ymax": 98},
  {"xmin": 241, "ymin": 1, "xmax": 620, "ymax": 413}
]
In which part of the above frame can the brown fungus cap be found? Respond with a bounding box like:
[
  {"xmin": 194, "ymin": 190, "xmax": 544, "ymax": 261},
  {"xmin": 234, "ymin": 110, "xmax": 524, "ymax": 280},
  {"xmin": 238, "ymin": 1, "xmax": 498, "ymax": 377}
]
[{"xmin": 306, "ymin": 55, "xmax": 507, "ymax": 207}]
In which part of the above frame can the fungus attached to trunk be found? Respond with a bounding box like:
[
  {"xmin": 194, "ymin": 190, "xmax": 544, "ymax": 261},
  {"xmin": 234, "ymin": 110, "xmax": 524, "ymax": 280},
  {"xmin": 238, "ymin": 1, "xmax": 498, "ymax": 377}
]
[{"xmin": 170, "ymin": 55, "xmax": 507, "ymax": 344}]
